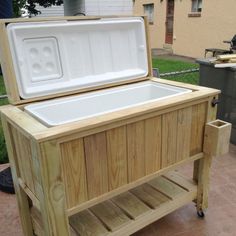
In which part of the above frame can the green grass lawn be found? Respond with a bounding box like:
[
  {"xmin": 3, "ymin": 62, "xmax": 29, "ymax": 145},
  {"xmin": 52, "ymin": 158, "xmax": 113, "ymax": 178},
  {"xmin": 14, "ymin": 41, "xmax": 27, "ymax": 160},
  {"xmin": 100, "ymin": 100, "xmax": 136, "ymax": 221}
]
[
  {"xmin": 0, "ymin": 58, "xmax": 199, "ymax": 163},
  {"xmin": 152, "ymin": 58, "xmax": 199, "ymax": 85}
]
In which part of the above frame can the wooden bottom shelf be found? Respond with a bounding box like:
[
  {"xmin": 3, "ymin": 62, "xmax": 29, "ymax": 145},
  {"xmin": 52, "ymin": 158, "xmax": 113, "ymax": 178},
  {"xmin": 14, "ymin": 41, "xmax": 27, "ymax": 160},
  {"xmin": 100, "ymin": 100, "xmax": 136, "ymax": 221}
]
[
  {"xmin": 30, "ymin": 171, "xmax": 197, "ymax": 236},
  {"xmin": 69, "ymin": 171, "xmax": 197, "ymax": 236}
]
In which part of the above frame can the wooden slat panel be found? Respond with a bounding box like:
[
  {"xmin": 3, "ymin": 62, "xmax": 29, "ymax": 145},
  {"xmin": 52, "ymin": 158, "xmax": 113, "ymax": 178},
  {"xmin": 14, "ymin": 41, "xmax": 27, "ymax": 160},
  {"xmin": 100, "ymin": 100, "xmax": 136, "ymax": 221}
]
[
  {"xmin": 70, "ymin": 210, "xmax": 109, "ymax": 236},
  {"xmin": 90, "ymin": 201, "xmax": 131, "ymax": 232},
  {"xmin": 161, "ymin": 111, "xmax": 178, "ymax": 168},
  {"xmin": 106, "ymin": 126, "xmax": 127, "ymax": 190},
  {"xmin": 112, "ymin": 192, "xmax": 151, "ymax": 219},
  {"xmin": 127, "ymin": 121, "xmax": 145, "ymax": 182},
  {"xmin": 148, "ymin": 176, "xmax": 186, "ymax": 200},
  {"xmin": 190, "ymin": 103, "xmax": 207, "ymax": 156},
  {"xmin": 176, "ymin": 107, "xmax": 192, "ymax": 162},
  {"xmin": 11, "ymin": 128, "xmax": 35, "ymax": 193},
  {"xmin": 84, "ymin": 132, "xmax": 108, "ymax": 199},
  {"xmin": 144, "ymin": 116, "xmax": 162, "ymax": 174},
  {"xmin": 163, "ymin": 172, "xmax": 196, "ymax": 192},
  {"xmin": 130, "ymin": 184, "xmax": 169, "ymax": 209},
  {"xmin": 60, "ymin": 138, "xmax": 88, "ymax": 208}
]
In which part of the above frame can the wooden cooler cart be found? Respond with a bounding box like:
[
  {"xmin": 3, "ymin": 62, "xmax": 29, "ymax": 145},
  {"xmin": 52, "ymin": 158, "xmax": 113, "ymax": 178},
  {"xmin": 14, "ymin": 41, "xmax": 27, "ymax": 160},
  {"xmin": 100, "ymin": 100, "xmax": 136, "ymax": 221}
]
[{"xmin": 0, "ymin": 16, "xmax": 232, "ymax": 236}]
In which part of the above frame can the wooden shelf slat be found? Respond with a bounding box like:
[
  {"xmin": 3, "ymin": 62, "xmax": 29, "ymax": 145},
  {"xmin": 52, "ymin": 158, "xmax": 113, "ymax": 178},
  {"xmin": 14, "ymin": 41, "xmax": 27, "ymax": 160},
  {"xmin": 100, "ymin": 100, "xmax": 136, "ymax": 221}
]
[
  {"xmin": 130, "ymin": 184, "xmax": 170, "ymax": 209},
  {"xmin": 90, "ymin": 201, "xmax": 131, "ymax": 232},
  {"xmin": 148, "ymin": 176, "xmax": 187, "ymax": 199},
  {"xmin": 70, "ymin": 210, "xmax": 109, "ymax": 236},
  {"xmin": 112, "ymin": 191, "xmax": 151, "ymax": 219}
]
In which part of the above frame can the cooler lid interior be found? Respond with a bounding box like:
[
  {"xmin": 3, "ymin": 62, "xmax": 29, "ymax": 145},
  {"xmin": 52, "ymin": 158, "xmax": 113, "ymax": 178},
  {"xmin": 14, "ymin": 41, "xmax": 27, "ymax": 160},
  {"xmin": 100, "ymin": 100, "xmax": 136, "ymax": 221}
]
[{"xmin": 7, "ymin": 17, "xmax": 149, "ymax": 99}]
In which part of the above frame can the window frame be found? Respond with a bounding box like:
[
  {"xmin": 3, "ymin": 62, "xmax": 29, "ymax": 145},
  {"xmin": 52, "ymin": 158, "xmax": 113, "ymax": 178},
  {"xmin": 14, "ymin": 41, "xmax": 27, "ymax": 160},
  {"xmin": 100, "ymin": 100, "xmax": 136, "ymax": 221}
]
[{"xmin": 143, "ymin": 3, "xmax": 154, "ymax": 24}]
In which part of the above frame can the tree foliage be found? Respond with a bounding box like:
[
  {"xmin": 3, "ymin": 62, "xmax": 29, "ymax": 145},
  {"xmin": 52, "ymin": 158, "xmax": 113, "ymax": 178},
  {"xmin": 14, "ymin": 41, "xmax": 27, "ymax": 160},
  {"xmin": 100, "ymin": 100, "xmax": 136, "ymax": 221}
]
[{"xmin": 13, "ymin": 0, "xmax": 64, "ymax": 17}]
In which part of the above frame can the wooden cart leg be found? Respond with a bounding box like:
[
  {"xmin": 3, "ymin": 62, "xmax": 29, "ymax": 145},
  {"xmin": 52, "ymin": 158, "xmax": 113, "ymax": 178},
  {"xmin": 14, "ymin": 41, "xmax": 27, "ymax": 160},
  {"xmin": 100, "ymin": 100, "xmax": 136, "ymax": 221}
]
[
  {"xmin": 194, "ymin": 154, "xmax": 213, "ymax": 215},
  {"xmin": 37, "ymin": 140, "xmax": 70, "ymax": 236},
  {"xmin": 1, "ymin": 116, "xmax": 34, "ymax": 235}
]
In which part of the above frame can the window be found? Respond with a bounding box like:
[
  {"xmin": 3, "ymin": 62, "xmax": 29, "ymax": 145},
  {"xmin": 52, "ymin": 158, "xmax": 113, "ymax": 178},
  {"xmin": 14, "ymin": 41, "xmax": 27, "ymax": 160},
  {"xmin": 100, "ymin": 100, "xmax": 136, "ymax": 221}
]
[
  {"xmin": 191, "ymin": 0, "xmax": 202, "ymax": 12},
  {"xmin": 143, "ymin": 4, "xmax": 154, "ymax": 24}
]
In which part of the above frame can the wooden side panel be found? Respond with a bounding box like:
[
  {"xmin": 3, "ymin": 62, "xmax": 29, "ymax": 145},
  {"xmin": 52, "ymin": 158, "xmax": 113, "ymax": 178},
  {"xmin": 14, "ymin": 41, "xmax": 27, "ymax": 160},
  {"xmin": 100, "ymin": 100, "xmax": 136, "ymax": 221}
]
[
  {"xmin": 84, "ymin": 132, "xmax": 109, "ymax": 199},
  {"xmin": 176, "ymin": 107, "xmax": 192, "ymax": 162},
  {"xmin": 144, "ymin": 116, "xmax": 162, "ymax": 174},
  {"xmin": 60, "ymin": 138, "xmax": 88, "ymax": 208},
  {"xmin": 106, "ymin": 127, "xmax": 127, "ymax": 190},
  {"xmin": 127, "ymin": 121, "xmax": 145, "ymax": 182},
  {"xmin": 11, "ymin": 127, "xmax": 35, "ymax": 193},
  {"xmin": 190, "ymin": 103, "xmax": 207, "ymax": 156},
  {"xmin": 161, "ymin": 111, "xmax": 178, "ymax": 168}
]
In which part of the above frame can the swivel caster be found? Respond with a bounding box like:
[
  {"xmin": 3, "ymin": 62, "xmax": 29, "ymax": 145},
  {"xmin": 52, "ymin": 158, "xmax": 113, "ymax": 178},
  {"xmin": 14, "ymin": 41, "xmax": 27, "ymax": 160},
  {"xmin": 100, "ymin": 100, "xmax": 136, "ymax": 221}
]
[{"xmin": 197, "ymin": 210, "xmax": 205, "ymax": 218}]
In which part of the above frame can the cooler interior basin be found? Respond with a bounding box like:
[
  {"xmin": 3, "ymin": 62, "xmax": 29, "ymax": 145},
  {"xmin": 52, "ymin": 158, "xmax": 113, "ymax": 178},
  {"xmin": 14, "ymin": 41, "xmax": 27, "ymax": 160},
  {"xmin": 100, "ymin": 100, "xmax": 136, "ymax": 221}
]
[{"xmin": 24, "ymin": 81, "xmax": 192, "ymax": 126}]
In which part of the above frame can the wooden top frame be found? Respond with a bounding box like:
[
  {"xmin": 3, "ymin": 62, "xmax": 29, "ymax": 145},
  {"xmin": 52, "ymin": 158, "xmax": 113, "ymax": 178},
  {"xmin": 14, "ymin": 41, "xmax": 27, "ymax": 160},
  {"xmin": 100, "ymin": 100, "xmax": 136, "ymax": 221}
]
[
  {"xmin": 0, "ymin": 15, "xmax": 152, "ymax": 105},
  {"xmin": 0, "ymin": 78, "xmax": 220, "ymax": 142}
]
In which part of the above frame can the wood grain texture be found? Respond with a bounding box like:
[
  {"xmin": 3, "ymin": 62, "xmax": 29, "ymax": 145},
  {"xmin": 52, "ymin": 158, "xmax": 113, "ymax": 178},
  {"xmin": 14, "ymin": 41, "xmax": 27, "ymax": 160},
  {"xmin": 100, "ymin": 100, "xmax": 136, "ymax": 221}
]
[
  {"xmin": 131, "ymin": 184, "xmax": 169, "ymax": 209},
  {"xmin": 39, "ymin": 141, "xmax": 70, "ymax": 236},
  {"xmin": 84, "ymin": 132, "xmax": 109, "ymax": 199},
  {"xmin": 112, "ymin": 191, "xmax": 151, "ymax": 219},
  {"xmin": 161, "ymin": 111, "xmax": 178, "ymax": 168},
  {"xmin": 106, "ymin": 127, "xmax": 127, "ymax": 190},
  {"xmin": 176, "ymin": 107, "xmax": 192, "ymax": 162},
  {"xmin": 190, "ymin": 103, "xmax": 207, "ymax": 156},
  {"xmin": 90, "ymin": 201, "xmax": 131, "ymax": 231},
  {"xmin": 144, "ymin": 116, "xmax": 162, "ymax": 174},
  {"xmin": 60, "ymin": 138, "xmax": 88, "ymax": 208},
  {"xmin": 1, "ymin": 116, "xmax": 34, "ymax": 236},
  {"xmin": 148, "ymin": 176, "xmax": 186, "ymax": 200},
  {"xmin": 127, "ymin": 121, "xmax": 145, "ymax": 182},
  {"xmin": 11, "ymin": 128, "xmax": 35, "ymax": 193},
  {"xmin": 70, "ymin": 210, "xmax": 109, "ymax": 236}
]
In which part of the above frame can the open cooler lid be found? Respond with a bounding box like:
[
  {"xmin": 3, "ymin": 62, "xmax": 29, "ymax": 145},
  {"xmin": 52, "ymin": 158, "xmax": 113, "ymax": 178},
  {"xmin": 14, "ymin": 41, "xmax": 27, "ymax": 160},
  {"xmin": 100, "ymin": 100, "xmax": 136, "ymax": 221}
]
[{"xmin": 6, "ymin": 17, "xmax": 149, "ymax": 100}]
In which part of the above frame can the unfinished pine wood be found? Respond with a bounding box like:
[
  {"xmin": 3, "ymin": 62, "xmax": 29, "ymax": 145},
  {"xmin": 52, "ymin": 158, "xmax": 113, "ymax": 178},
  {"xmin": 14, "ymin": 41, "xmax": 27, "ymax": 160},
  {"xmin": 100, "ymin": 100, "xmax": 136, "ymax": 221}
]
[
  {"xmin": 0, "ymin": 22, "xmax": 20, "ymax": 103},
  {"xmin": 60, "ymin": 138, "xmax": 88, "ymax": 208},
  {"xmin": 144, "ymin": 116, "xmax": 162, "ymax": 174},
  {"xmin": 112, "ymin": 192, "xmax": 151, "ymax": 219},
  {"xmin": 161, "ymin": 111, "xmax": 178, "ymax": 168},
  {"xmin": 90, "ymin": 201, "xmax": 131, "ymax": 231},
  {"xmin": 127, "ymin": 121, "xmax": 145, "ymax": 181},
  {"xmin": 190, "ymin": 103, "xmax": 207, "ymax": 156},
  {"xmin": 84, "ymin": 132, "xmax": 109, "ymax": 199},
  {"xmin": 1, "ymin": 116, "xmax": 34, "ymax": 236},
  {"xmin": 163, "ymin": 171, "xmax": 196, "ymax": 192},
  {"xmin": 106, "ymin": 126, "xmax": 127, "ymax": 190},
  {"xmin": 131, "ymin": 184, "xmax": 169, "ymax": 209},
  {"xmin": 70, "ymin": 210, "xmax": 109, "ymax": 236},
  {"xmin": 39, "ymin": 141, "xmax": 70, "ymax": 236},
  {"xmin": 11, "ymin": 128, "xmax": 35, "ymax": 194},
  {"xmin": 148, "ymin": 176, "xmax": 186, "ymax": 199},
  {"xmin": 203, "ymin": 120, "xmax": 232, "ymax": 156},
  {"xmin": 176, "ymin": 107, "xmax": 192, "ymax": 162}
]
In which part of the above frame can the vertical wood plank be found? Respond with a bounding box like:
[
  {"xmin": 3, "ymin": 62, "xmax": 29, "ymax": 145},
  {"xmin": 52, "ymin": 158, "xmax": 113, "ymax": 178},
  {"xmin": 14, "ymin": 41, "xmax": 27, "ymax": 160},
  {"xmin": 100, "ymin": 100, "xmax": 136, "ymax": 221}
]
[
  {"xmin": 176, "ymin": 107, "xmax": 192, "ymax": 162},
  {"xmin": 190, "ymin": 103, "xmax": 207, "ymax": 156},
  {"xmin": 127, "ymin": 121, "xmax": 145, "ymax": 182},
  {"xmin": 84, "ymin": 132, "xmax": 108, "ymax": 199},
  {"xmin": 161, "ymin": 111, "xmax": 178, "ymax": 168},
  {"xmin": 39, "ymin": 140, "xmax": 70, "ymax": 236},
  {"xmin": 144, "ymin": 116, "xmax": 162, "ymax": 174},
  {"xmin": 106, "ymin": 126, "xmax": 127, "ymax": 191},
  {"xmin": 60, "ymin": 138, "xmax": 88, "ymax": 208}
]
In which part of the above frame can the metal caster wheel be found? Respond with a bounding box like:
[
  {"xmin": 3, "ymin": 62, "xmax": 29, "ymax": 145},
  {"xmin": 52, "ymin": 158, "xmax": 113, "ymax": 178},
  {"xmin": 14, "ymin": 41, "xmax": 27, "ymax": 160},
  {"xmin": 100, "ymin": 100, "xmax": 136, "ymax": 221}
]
[{"xmin": 197, "ymin": 210, "xmax": 205, "ymax": 218}]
